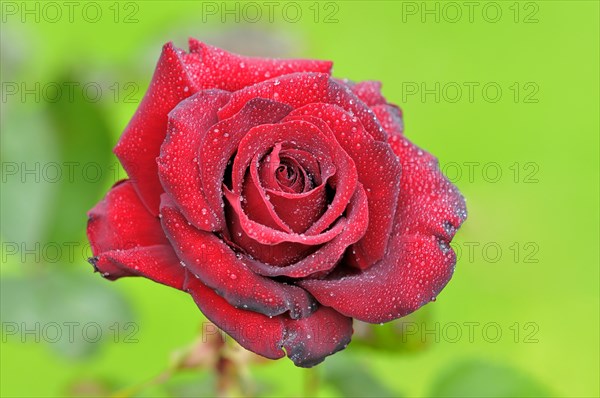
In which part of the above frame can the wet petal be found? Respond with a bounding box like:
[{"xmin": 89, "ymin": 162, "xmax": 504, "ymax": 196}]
[
  {"xmin": 87, "ymin": 180, "xmax": 168, "ymax": 253},
  {"xmin": 245, "ymin": 185, "xmax": 369, "ymax": 278},
  {"xmin": 157, "ymin": 89, "xmax": 231, "ymax": 231},
  {"xmin": 89, "ymin": 245, "xmax": 185, "ymax": 289},
  {"xmin": 372, "ymin": 104, "xmax": 404, "ymax": 136},
  {"xmin": 114, "ymin": 43, "xmax": 202, "ymax": 215},
  {"xmin": 347, "ymin": 80, "xmax": 387, "ymax": 106},
  {"xmin": 218, "ymin": 73, "xmax": 386, "ymax": 141},
  {"xmin": 189, "ymin": 39, "xmax": 333, "ymax": 90},
  {"xmin": 300, "ymin": 138, "xmax": 467, "ymax": 323},
  {"xmin": 86, "ymin": 179, "xmax": 185, "ymax": 288},
  {"xmin": 224, "ymin": 188, "xmax": 346, "ymax": 246},
  {"xmin": 241, "ymin": 153, "xmax": 293, "ymax": 233},
  {"xmin": 231, "ymin": 120, "xmax": 357, "ymax": 237}
]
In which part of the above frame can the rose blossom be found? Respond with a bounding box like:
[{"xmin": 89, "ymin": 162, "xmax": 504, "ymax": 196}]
[{"xmin": 87, "ymin": 39, "xmax": 467, "ymax": 367}]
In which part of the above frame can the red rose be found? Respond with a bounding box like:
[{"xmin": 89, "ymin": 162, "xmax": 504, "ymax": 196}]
[{"xmin": 87, "ymin": 39, "xmax": 466, "ymax": 367}]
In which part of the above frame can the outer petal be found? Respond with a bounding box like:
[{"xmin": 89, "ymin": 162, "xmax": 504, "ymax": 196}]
[
  {"xmin": 114, "ymin": 43, "xmax": 201, "ymax": 215},
  {"xmin": 184, "ymin": 274, "xmax": 352, "ymax": 367},
  {"xmin": 87, "ymin": 180, "xmax": 168, "ymax": 252},
  {"xmin": 189, "ymin": 39, "xmax": 333, "ymax": 90},
  {"xmin": 299, "ymin": 138, "xmax": 467, "ymax": 323},
  {"xmin": 347, "ymin": 80, "xmax": 387, "ymax": 106},
  {"xmin": 88, "ymin": 245, "xmax": 185, "ymax": 289},
  {"xmin": 218, "ymin": 73, "xmax": 387, "ymax": 141},
  {"xmin": 372, "ymin": 104, "xmax": 404, "ymax": 136},
  {"xmin": 157, "ymin": 89, "xmax": 231, "ymax": 231},
  {"xmin": 86, "ymin": 180, "xmax": 185, "ymax": 289},
  {"xmin": 282, "ymin": 305, "xmax": 353, "ymax": 368},
  {"xmin": 160, "ymin": 195, "xmax": 316, "ymax": 319}
]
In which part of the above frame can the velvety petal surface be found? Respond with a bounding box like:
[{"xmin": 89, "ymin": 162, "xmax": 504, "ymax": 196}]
[
  {"xmin": 372, "ymin": 104, "xmax": 404, "ymax": 136},
  {"xmin": 346, "ymin": 80, "xmax": 387, "ymax": 106},
  {"xmin": 116, "ymin": 41, "xmax": 334, "ymax": 216}
]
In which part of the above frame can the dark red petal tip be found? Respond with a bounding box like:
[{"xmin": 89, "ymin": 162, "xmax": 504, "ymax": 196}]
[{"xmin": 282, "ymin": 306, "xmax": 353, "ymax": 368}]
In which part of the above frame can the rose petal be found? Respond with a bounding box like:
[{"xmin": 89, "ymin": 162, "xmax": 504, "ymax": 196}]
[
  {"xmin": 281, "ymin": 305, "xmax": 353, "ymax": 368},
  {"xmin": 347, "ymin": 80, "xmax": 387, "ymax": 106},
  {"xmin": 184, "ymin": 275, "xmax": 352, "ymax": 367},
  {"xmin": 218, "ymin": 73, "xmax": 386, "ymax": 141},
  {"xmin": 245, "ymin": 184, "xmax": 369, "ymax": 278},
  {"xmin": 256, "ymin": 146, "xmax": 331, "ymax": 233},
  {"xmin": 86, "ymin": 179, "xmax": 185, "ymax": 288},
  {"xmin": 157, "ymin": 89, "xmax": 231, "ymax": 231},
  {"xmin": 241, "ymin": 153, "xmax": 293, "ymax": 233},
  {"xmin": 266, "ymin": 178, "xmax": 328, "ymax": 233},
  {"xmin": 259, "ymin": 145, "xmax": 321, "ymax": 194},
  {"xmin": 372, "ymin": 104, "xmax": 404, "ymax": 136},
  {"xmin": 87, "ymin": 180, "xmax": 168, "ymax": 253},
  {"xmin": 89, "ymin": 245, "xmax": 185, "ymax": 289},
  {"xmin": 189, "ymin": 39, "xmax": 333, "ymax": 90},
  {"xmin": 299, "ymin": 138, "xmax": 467, "ymax": 323},
  {"xmin": 224, "ymin": 188, "xmax": 346, "ymax": 246},
  {"xmin": 225, "ymin": 195, "xmax": 317, "ymax": 266},
  {"xmin": 272, "ymin": 148, "xmax": 323, "ymax": 188},
  {"xmin": 114, "ymin": 43, "xmax": 202, "ymax": 215},
  {"xmin": 160, "ymin": 195, "xmax": 316, "ymax": 319}
]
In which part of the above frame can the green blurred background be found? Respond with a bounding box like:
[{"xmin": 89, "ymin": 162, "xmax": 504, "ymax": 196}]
[{"xmin": 1, "ymin": 1, "xmax": 598, "ymax": 397}]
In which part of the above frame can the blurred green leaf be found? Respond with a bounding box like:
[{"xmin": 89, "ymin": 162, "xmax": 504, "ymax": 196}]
[
  {"xmin": 1, "ymin": 73, "xmax": 114, "ymax": 267},
  {"xmin": 352, "ymin": 305, "xmax": 433, "ymax": 353},
  {"xmin": 429, "ymin": 359, "xmax": 553, "ymax": 397},
  {"xmin": 323, "ymin": 354, "xmax": 400, "ymax": 397},
  {"xmin": 1, "ymin": 104, "xmax": 59, "ymax": 246},
  {"xmin": 1, "ymin": 270, "xmax": 134, "ymax": 359},
  {"xmin": 43, "ymin": 73, "xmax": 114, "ymax": 244}
]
